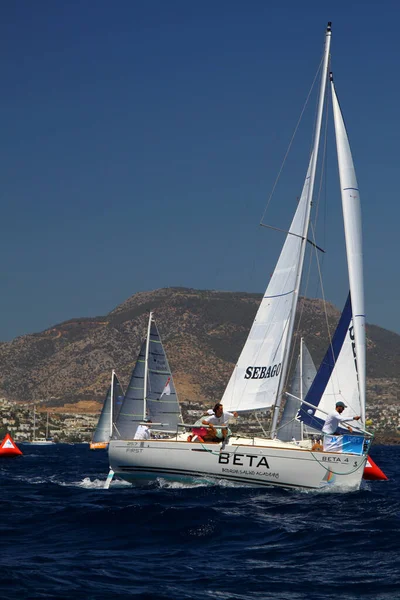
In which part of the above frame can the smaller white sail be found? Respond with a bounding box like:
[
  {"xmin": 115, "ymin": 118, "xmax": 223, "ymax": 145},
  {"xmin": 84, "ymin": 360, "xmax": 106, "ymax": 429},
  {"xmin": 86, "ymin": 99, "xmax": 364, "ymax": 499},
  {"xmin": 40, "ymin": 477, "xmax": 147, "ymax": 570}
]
[
  {"xmin": 278, "ymin": 339, "xmax": 316, "ymax": 441},
  {"xmin": 92, "ymin": 371, "xmax": 124, "ymax": 443}
]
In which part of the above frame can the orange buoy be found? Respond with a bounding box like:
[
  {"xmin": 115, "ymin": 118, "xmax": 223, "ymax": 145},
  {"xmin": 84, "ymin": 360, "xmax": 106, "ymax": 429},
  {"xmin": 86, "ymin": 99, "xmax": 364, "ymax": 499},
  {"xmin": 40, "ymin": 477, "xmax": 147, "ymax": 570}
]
[
  {"xmin": 0, "ymin": 433, "xmax": 23, "ymax": 457},
  {"xmin": 363, "ymin": 456, "xmax": 388, "ymax": 481}
]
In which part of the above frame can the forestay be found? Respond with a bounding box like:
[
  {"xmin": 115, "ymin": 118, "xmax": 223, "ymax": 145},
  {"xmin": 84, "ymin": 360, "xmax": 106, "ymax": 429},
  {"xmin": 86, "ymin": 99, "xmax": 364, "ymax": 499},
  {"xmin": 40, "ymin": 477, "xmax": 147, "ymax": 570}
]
[{"xmin": 222, "ymin": 160, "xmax": 313, "ymax": 413}]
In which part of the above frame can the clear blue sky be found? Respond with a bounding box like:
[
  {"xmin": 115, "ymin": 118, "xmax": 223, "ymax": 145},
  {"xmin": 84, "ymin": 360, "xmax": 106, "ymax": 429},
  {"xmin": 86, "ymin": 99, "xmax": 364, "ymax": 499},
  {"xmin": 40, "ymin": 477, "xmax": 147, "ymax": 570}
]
[{"xmin": 1, "ymin": 0, "xmax": 399, "ymax": 341}]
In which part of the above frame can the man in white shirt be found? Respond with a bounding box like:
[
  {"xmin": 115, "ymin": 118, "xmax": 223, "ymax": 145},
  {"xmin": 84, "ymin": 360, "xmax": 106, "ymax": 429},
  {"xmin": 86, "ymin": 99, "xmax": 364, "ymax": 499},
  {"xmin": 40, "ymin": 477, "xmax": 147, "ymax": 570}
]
[
  {"xmin": 134, "ymin": 419, "xmax": 152, "ymax": 440},
  {"xmin": 202, "ymin": 403, "xmax": 238, "ymax": 441},
  {"xmin": 322, "ymin": 402, "xmax": 360, "ymax": 435}
]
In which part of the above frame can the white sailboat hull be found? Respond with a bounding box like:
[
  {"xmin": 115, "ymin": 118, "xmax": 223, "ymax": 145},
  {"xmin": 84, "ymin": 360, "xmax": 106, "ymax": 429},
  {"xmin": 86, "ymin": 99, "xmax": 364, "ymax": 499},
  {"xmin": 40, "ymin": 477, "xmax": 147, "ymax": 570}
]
[{"xmin": 108, "ymin": 437, "xmax": 367, "ymax": 491}]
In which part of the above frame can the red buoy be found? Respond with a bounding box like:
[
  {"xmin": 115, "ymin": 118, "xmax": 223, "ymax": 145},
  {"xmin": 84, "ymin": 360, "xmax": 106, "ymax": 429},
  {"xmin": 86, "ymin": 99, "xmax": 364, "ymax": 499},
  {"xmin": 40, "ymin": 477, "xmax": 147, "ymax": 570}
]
[
  {"xmin": 363, "ymin": 456, "xmax": 388, "ymax": 481},
  {"xmin": 0, "ymin": 433, "xmax": 23, "ymax": 457}
]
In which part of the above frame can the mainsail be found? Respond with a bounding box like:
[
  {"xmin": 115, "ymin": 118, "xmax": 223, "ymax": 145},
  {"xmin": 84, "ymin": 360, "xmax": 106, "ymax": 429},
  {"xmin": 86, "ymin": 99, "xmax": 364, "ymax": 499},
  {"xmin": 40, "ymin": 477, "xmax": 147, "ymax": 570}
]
[
  {"xmin": 298, "ymin": 294, "xmax": 363, "ymax": 431},
  {"xmin": 114, "ymin": 315, "xmax": 181, "ymax": 438},
  {"xmin": 92, "ymin": 371, "xmax": 124, "ymax": 443},
  {"xmin": 330, "ymin": 74, "xmax": 366, "ymax": 422}
]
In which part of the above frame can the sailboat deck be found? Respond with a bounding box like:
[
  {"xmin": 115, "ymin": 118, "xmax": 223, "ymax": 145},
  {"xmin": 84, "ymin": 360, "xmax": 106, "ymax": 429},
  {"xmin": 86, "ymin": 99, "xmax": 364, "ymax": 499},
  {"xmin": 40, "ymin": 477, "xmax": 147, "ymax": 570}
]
[{"xmin": 150, "ymin": 433, "xmax": 313, "ymax": 451}]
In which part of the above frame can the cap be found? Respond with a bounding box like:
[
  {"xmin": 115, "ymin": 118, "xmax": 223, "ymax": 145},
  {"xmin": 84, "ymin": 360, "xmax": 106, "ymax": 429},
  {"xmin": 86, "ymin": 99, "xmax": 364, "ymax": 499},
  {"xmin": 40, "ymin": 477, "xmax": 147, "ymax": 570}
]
[
  {"xmin": 145, "ymin": 419, "xmax": 152, "ymax": 423},
  {"xmin": 335, "ymin": 401, "xmax": 347, "ymax": 408},
  {"xmin": 206, "ymin": 409, "xmax": 214, "ymax": 415}
]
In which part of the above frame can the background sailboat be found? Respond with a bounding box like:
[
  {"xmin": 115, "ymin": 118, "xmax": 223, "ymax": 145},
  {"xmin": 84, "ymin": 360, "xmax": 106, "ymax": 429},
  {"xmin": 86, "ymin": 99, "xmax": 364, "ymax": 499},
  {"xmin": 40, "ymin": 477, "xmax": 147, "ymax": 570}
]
[
  {"xmin": 29, "ymin": 406, "xmax": 54, "ymax": 445},
  {"xmin": 90, "ymin": 370, "xmax": 124, "ymax": 450},
  {"xmin": 113, "ymin": 312, "xmax": 181, "ymax": 440},
  {"xmin": 105, "ymin": 313, "xmax": 181, "ymax": 488}
]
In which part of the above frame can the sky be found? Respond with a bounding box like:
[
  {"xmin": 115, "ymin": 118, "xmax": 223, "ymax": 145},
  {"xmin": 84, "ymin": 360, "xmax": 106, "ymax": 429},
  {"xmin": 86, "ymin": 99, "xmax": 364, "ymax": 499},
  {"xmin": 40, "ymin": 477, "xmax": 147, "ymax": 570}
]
[{"xmin": 1, "ymin": 0, "xmax": 399, "ymax": 341}]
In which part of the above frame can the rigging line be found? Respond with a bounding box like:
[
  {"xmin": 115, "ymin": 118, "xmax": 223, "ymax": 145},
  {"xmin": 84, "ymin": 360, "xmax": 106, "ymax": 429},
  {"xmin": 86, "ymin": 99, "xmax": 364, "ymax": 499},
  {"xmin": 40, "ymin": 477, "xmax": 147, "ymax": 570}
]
[
  {"xmin": 270, "ymin": 70, "xmax": 330, "ymax": 399},
  {"xmin": 255, "ymin": 411, "xmax": 269, "ymax": 437},
  {"xmin": 309, "ymin": 219, "xmax": 335, "ymax": 359},
  {"xmin": 301, "ymin": 91, "xmax": 336, "ymax": 370},
  {"xmin": 259, "ymin": 55, "xmax": 324, "ymax": 226},
  {"xmin": 281, "ymin": 215, "xmax": 316, "ymax": 396}
]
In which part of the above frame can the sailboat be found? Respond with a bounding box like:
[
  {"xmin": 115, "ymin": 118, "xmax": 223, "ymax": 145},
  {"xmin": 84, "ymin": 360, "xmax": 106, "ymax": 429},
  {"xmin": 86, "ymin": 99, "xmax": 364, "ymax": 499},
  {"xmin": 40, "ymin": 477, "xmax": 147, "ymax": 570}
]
[
  {"xmin": 108, "ymin": 23, "xmax": 376, "ymax": 491},
  {"xmin": 90, "ymin": 370, "xmax": 124, "ymax": 450},
  {"xmin": 112, "ymin": 313, "xmax": 181, "ymax": 440},
  {"xmin": 29, "ymin": 407, "xmax": 54, "ymax": 445}
]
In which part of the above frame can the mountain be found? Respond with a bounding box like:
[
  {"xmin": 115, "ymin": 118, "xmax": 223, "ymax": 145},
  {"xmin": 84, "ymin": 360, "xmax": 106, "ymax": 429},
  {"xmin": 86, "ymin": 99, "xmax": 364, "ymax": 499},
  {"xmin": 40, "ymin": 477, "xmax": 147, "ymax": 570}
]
[{"xmin": 0, "ymin": 287, "xmax": 399, "ymax": 410}]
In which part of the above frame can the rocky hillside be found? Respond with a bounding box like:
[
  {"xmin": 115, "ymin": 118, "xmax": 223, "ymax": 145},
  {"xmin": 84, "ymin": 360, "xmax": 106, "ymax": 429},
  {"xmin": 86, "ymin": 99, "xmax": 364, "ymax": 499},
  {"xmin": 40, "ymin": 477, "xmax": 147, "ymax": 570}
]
[{"xmin": 0, "ymin": 287, "xmax": 399, "ymax": 408}]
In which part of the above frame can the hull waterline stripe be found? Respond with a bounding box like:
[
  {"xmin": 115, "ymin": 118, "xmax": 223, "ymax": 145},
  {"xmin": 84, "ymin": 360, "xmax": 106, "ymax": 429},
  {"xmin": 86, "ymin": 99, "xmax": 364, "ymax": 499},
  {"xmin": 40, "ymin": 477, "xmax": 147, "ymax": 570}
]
[{"xmin": 115, "ymin": 464, "xmax": 319, "ymax": 490}]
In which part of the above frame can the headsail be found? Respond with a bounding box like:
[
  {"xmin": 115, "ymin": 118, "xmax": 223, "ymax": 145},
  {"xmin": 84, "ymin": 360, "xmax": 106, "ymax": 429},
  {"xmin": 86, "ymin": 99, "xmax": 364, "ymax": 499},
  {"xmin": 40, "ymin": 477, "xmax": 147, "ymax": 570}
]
[
  {"xmin": 221, "ymin": 161, "xmax": 313, "ymax": 412},
  {"xmin": 278, "ymin": 339, "xmax": 316, "ymax": 441},
  {"xmin": 114, "ymin": 316, "xmax": 181, "ymax": 438},
  {"xmin": 330, "ymin": 75, "xmax": 366, "ymax": 422},
  {"xmin": 222, "ymin": 24, "xmax": 332, "ymax": 418}
]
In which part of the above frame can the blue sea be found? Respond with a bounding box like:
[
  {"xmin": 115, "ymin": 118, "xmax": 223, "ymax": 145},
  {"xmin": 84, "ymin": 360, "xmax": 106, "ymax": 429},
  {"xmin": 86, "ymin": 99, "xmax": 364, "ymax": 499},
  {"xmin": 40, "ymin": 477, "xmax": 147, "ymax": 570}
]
[{"xmin": 0, "ymin": 443, "xmax": 398, "ymax": 600}]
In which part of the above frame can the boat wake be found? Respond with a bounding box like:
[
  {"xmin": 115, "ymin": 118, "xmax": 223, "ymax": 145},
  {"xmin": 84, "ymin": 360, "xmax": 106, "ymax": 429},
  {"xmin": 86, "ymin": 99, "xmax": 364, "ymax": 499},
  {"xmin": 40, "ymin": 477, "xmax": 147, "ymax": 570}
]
[{"xmin": 70, "ymin": 476, "xmax": 132, "ymax": 489}]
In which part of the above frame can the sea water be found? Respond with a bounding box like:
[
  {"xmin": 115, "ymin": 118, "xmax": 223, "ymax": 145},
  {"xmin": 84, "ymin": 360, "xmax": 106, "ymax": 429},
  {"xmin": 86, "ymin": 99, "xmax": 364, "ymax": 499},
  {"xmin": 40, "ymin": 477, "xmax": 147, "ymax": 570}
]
[{"xmin": 0, "ymin": 443, "xmax": 398, "ymax": 599}]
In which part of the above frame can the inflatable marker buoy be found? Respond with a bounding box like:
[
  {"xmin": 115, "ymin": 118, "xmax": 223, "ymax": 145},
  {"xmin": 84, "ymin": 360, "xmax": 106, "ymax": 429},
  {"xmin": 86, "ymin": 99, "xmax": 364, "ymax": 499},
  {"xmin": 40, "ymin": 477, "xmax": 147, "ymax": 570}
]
[
  {"xmin": 0, "ymin": 433, "xmax": 23, "ymax": 457},
  {"xmin": 363, "ymin": 456, "xmax": 388, "ymax": 481}
]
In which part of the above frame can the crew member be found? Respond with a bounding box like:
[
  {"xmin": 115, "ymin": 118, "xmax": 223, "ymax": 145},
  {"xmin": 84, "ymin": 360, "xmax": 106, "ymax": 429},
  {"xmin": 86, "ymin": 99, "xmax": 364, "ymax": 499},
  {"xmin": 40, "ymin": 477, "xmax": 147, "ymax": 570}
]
[{"xmin": 322, "ymin": 401, "xmax": 360, "ymax": 435}]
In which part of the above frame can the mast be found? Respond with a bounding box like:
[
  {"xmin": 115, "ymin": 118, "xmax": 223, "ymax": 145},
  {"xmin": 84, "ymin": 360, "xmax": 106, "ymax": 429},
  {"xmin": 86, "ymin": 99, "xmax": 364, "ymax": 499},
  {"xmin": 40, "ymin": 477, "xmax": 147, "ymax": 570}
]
[
  {"xmin": 143, "ymin": 312, "xmax": 153, "ymax": 420},
  {"xmin": 300, "ymin": 338, "xmax": 304, "ymax": 440},
  {"xmin": 109, "ymin": 369, "xmax": 115, "ymax": 439},
  {"xmin": 330, "ymin": 74, "xmax": 366, "ymax": 423},
  {"xmin": 271, "ymin": 22, "xmax": 332, "ymax": 434}
]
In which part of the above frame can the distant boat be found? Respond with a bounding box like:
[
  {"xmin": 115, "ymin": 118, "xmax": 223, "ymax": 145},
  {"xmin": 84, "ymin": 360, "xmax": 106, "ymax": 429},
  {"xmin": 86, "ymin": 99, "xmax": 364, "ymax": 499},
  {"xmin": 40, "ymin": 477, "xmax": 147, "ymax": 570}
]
[
  {"xmin": 28, "ymin": 408, "xmax": 54, "ymax": 445},
  {"xmin": 112, "ymin": 312, "xmax": 181, "ymax": 440},
  {"xmin": 0, "ymin": 433, "xmax": 23, "ymax": 457},
  {"xmin": 90, "ymin": 370, "xmax": 124, "ymax": 450}
]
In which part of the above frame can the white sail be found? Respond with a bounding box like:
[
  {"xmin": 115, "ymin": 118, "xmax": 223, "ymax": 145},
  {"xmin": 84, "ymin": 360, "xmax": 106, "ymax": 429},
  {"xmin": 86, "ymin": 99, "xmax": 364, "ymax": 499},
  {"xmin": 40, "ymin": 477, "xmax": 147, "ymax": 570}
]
[
  {"xmin": 279, "ymin": 339, "xmax": 316, "ymax": 441},
  {"xmin": 223, "ymin": 24, "xmax": 332, "ymax": 415},
  {"xmin": 331, "ymin": 76, "xmax": 366, "ymax": 422},
  {"xmin": 222, "ymin": 162, "xmax": 312, "ymax": 412},
  {"xmin": 316, "ymin": 317, "xmax": 362, "ymax": 423}
]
